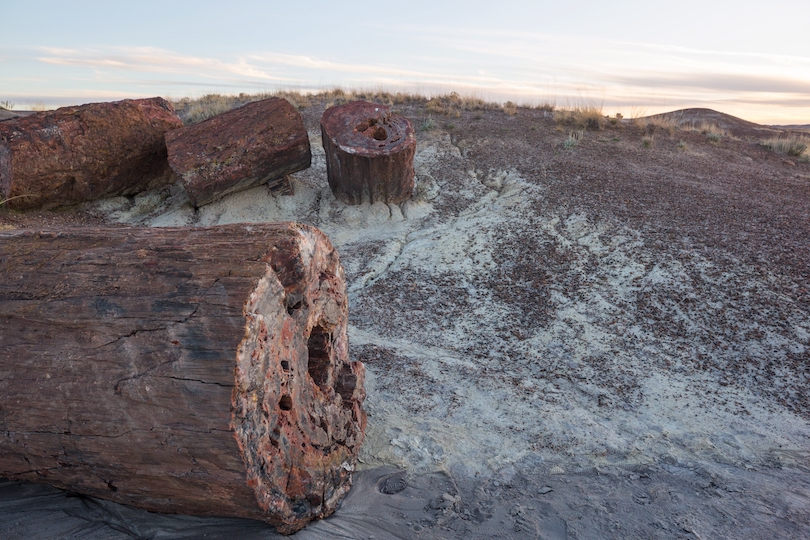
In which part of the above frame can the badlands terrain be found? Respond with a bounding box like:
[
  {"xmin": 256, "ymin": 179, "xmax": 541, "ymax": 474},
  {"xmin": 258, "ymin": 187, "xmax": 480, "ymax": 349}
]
[{"xmin": 1, "ymin": 93, "xmax": 809, "ymax": 539}]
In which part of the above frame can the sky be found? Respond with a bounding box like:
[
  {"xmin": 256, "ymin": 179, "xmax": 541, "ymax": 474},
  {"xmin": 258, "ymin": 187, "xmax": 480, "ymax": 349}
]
[{"xmin": 2, "ymin": 1, "xmax": 809, "ymax": 124}]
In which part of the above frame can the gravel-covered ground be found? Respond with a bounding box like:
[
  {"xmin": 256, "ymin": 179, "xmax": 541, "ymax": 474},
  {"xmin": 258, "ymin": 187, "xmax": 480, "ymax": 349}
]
[{"xmin": 2, "ymin": 96, "xmax": 809, "ymax": 539}]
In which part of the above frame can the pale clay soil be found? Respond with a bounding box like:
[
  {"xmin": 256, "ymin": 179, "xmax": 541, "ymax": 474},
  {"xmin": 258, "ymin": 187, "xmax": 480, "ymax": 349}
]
[{"xmin": 1, "ymin": 98, "xmax": 810, "ymax": 539}]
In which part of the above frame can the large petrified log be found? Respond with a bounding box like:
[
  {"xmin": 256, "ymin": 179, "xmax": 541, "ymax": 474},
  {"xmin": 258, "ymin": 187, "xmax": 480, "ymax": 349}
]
[
  {"xmin": 321, "ymin": 101, "xmax": 415, "ymax": 205},
  {"xmin": 0, "ymin": 98, "xmax": 182, "ymax": 210},
  {"xmin": 165, "ymin": 98, "xmax": 311, "ymax": 207},
  {"xmin": 0, "ymin": 224, "xmax": 365, "ymax": 535}
]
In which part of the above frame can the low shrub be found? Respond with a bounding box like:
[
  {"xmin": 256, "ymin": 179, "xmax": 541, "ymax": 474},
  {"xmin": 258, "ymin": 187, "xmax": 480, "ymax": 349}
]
[
  {"xmin": 761, "ymin": 135, "xmax": 810, "ymax": 159},
  {"xmin": 564, "ymin": 130, "xmax": 583, "ymax": 149}
]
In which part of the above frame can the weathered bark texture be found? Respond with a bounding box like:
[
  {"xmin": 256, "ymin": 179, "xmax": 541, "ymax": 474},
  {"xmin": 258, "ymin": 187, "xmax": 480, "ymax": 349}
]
[
  {"xmin": 0, "ymin": 224, "xmax": 365, "ymax": 535},
  {"xmin": 165, "ymin": 98, "xmax": 311, "ymax": 207},
  {"xmin": 0, "ymin": 98, "xmax": 182, "ymax": 210},
  {"xmin": 320, "ymin": 101, "xmax": 415, "ymax": 205}
]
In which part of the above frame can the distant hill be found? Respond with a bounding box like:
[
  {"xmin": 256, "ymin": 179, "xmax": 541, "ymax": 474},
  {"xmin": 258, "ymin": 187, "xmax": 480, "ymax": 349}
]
[
  {"xmin": 770, "ymin": 124, "xmax": 810, "ymax": 134},
  {"xmin": 643, "ymin": 107, "xmax": 804, "ymax": 139},
  {"xmin": 0, "ymin": 110, "xmax": 36, "ymax": 122}
]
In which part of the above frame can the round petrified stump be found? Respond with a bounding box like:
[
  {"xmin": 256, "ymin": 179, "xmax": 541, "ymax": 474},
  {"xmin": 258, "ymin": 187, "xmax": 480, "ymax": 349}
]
[{"xmin": 320, "ymin": 101, "xmax": 415, "ymax": 205}]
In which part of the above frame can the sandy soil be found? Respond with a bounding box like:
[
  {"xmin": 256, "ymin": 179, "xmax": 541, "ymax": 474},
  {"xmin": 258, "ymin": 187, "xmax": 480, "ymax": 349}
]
[{"xmin": 2, "ymin": 98, "xmax": 809, "ymax": 538}]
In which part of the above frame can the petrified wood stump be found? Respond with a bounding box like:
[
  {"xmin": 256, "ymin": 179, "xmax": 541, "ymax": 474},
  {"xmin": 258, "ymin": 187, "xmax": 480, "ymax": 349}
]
[
  {"xmin": 0, "ymin": 98, "xmax": 182, "ymax": 210},
  {"xmin": 320, "ymin": 101, "xmax": 415, "ymax": 205},
  {"xmin": 0, "ymin": 224, "xmax": 365, "ymax": 535},
  {"xmin": 166, "ymin": 98, "xmax": 312, "ymax": 207}
]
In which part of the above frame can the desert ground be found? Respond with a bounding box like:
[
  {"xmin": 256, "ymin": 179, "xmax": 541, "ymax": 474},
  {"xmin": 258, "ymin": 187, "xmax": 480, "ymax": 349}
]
[{"xmin": 2, "ymin": 93, "xmax": 809, "ymax": 539}]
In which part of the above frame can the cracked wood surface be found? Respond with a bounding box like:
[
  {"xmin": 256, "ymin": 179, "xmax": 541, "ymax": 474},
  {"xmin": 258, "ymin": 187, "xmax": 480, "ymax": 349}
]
[
  {"xmin": 320, "ymin": 101, "xmax": 415, "ymax": 205},
  {"xmin": 0, "ymin": 98, "xmax": 182, "ymax": 210},
  {"xmin": 166, "ymin": 97, "xmax": 310, "ymax": 207},
  {"xmin": 0, "ymin": 223, "xmax": 365, "ymax": 534}
]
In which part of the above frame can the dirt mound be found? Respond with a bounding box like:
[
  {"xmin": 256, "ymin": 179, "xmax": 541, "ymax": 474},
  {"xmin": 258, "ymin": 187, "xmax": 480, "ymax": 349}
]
[{"xmin": 644, "ymin": 107, "xmax": 787, "ymax": 139}]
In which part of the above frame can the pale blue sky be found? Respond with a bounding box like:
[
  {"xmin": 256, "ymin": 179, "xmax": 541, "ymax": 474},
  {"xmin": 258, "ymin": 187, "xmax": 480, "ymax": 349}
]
[{"xmin": 2, "ymin": 1, "xmax": 809, "ymax": 123}]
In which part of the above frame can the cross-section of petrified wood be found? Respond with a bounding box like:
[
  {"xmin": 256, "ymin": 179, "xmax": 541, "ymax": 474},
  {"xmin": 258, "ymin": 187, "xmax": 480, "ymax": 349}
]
[
  {"xmin": 0, "ymin": 98, "xmax": 182, "ymax": 210},
  {"xmin": 320, "ymin": 100, "xmax": 415, "ymax": 205},
  {"xmin": 0, "ymin": 224, "xmax": 365, "ymax": 535},
  {"xmin": 165, "ymin": 98, "xmax": 312, "ymax": 207}
]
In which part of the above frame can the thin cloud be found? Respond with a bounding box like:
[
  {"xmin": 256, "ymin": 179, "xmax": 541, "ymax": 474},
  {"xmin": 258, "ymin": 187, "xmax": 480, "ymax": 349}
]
[
  {"xmin": 611, "ymin": 73, "xmax": 810, "ymax": 94},
  {"xmin": 3, "ymin": 39, "xmax": 809, "ymax": 123},
  {"xmin": 36, "ymin": 47, "xmax": 297, "ymax": 83}
]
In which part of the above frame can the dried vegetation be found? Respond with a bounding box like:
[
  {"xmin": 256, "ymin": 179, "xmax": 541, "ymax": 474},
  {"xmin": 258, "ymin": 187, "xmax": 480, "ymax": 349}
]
[
  {"xmin": 761, "ymin": 134, "xmax": 810, "ymax": 161},
  {"xmin": 171, "ymin": 90, "xmax": 807, "ymax": 165}
]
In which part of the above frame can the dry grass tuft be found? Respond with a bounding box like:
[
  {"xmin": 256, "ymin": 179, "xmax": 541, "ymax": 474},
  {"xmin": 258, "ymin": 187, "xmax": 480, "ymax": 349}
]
[
  {"xmin": 682, "ymin": 120, "xmax": 727, "ymax": 141},
  {"xmin": 642, "ymin": 135, "xmax": 654, "ymax": 148},
  {"xmin": 0, "ymin": 100, "xmax": 13, "ymax": 110},
  {"xmin": 0, "ymin": 193, "xmax": 39, "ymax": 209},
  {"xmin": 323, "ymin": 89, "xmax": 419, "ymax": 108},
  {"xmin": 424, "ymin": 92, "xmax": 502, "ymax": 117},
  {"xmin": 554, "ymin": 101, "xmax": 605, "ymax": 130},
  {"xmin": 636, "ymin": 115, "xmax": 680, "ymax": 135},
  {"xmin": 761, "ymin": 135, "xmax": 810, "ymax": 160},
  {"xmin": 175, "ymin": 94, "xmax": 240, "ymax": 124}
]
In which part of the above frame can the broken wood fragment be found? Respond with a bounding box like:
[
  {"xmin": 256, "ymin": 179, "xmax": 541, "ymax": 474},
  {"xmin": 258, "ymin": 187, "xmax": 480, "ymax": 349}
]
[
  {"xmin": 0, "ymin": 98, "xmax": 182, "ymax": 210},
  {"xmin": 0, "ymin": 223, "xmax": 365, "ymax": 535},
  {"xmin": 165, "ymin": 98, "xmax": 311, "ymax": 207}
]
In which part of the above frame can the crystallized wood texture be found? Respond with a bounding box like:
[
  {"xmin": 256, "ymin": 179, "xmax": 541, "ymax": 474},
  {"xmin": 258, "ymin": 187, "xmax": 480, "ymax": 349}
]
[
  {"xmin": 321, "ymin": 101, "xmax": 415, "ymax": 205},
  {"xmin": 0, "ymin": 98, "xmax": 182, "ymax": 210},
  {"xmin": 0, "ymin": 224, "xmax": 365, "ymax": 534},
  {"xmin": 166, "ymin": 98, "xmax": 311, "ymax": 207}
]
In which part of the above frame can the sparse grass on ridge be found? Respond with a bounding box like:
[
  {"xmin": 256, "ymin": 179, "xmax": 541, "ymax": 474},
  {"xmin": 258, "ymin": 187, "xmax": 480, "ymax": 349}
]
[
  {"xmin": 424, "ymin": 91, "xmax": 504, "ymax": 117},
  {"xmin": 171, "ymin": 89, "xmax": 508, "ymax": 125},
  {"xmin": 170, "ymin": 91, "xmax": 803, "ymax": 160}
]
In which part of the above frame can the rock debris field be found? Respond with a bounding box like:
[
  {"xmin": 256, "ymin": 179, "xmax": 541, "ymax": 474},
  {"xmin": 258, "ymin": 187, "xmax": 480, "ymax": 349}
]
[{"xmin": 2, "ymin": 97, "xmax": 809, "ymax": 539}]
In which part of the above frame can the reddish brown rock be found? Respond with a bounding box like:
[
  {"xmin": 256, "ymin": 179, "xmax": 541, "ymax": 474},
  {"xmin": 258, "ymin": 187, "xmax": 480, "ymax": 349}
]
[
  {"xmin": 0, "ymin": 98, "xmax": 182, "ymax": 210},
  {"xmin": 165, "ymin": 98, "xmax": 311, "ymax": 207},
  {"xmin": 320, "ymin": 100, "xmax": 415, "ymax": 205},
  {"xmin": 0, "ymin": 223, "xmax": 366, "ymax": 535}
]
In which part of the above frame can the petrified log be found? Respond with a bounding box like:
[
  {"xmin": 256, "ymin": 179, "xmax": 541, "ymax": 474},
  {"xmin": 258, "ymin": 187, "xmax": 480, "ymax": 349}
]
[
  {"xmin": 0, "ymin": 224, "xmax": 365, "ymax": 535},
  {"xmin": 166, "ymin": 98, "xmax": 312, "ymax": 207},
  {"xmin": 320, "ymin": 101, "xmax": 415, "ymax": 205},
  {"xmin": 0, "ymin": 98, "xmax": 182, "ymax": 210}
]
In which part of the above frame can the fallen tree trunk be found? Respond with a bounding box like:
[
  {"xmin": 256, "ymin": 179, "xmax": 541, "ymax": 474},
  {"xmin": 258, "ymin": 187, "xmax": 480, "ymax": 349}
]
[
  {"xmin": 166, "ymin": 98, "xmax": 311, "ymax": 207},
  {"xmin": 0, "ymin": 223, "xmax": 366, "ymax": 535},
  {"xmin": 0, "ymin": 98, "xmax": 182, "ymax": 210}
]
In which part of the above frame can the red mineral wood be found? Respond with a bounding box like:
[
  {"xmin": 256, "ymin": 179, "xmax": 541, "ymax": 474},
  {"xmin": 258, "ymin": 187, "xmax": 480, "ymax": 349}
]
[
  {"xmin": 320, "ymin": 101, "xmax": 416, "ymax": 205},
  {"xmin": 0, "ymin": 98, "xmax": 182, "ymax": 210},
  {"xmin": 165, "ymin": 98, "xmax": 311, "ymax": 207},
  {"xmin": 0, "ymin": 224, "xmax": 366, "ymax": 535}
]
